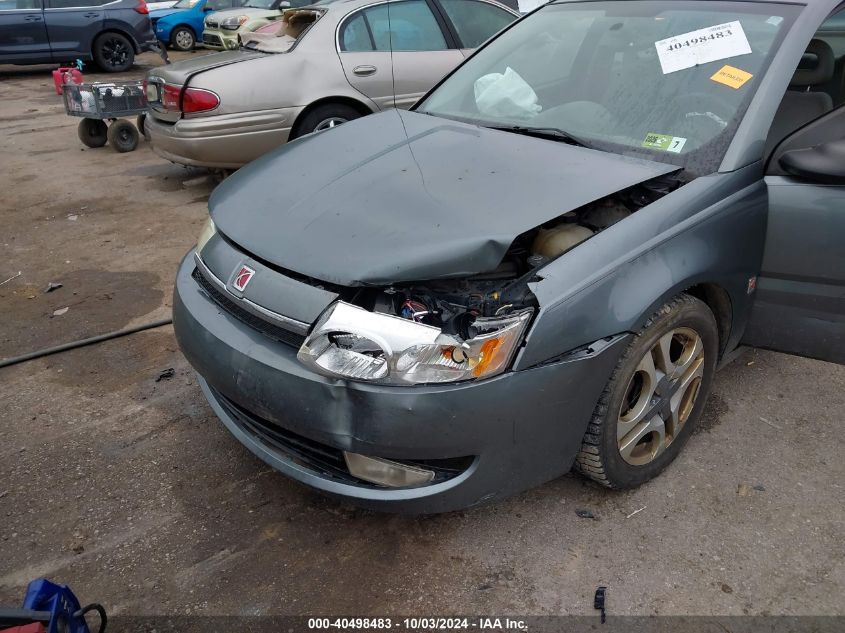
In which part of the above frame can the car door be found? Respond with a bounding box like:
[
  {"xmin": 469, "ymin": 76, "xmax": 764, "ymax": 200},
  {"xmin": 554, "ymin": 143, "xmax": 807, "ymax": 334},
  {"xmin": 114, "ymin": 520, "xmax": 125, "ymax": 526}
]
[
  {"xmin": 337, "ymin": 0, "xmax": 463, "ymax": 110},
  {"xmin": 432, "ymin": 0, "xmax": 515, "ymax": 57},
  {"xmin": 44, "ymin": 0, "xmax": 105, "ymax": 59},
  {"xmin": 0, "ymin": 0, "xmax": 50, "ymax": 62},
  {"xmin": 742, "ymin": 12, "xmax": 845, "ymax": 365}
]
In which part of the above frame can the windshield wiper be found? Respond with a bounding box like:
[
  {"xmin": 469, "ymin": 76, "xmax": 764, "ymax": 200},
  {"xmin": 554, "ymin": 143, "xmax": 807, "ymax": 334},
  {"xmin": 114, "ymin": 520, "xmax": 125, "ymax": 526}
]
[{"xmin": 488, "ymin": 125, "xmax": 594, "ymax": 149}]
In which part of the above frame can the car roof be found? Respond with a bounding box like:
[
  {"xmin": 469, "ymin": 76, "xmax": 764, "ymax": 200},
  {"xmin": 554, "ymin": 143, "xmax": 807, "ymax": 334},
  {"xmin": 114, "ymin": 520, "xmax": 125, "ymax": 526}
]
[{"xmin": 306, "ymin": 0, "xmax": 517, "ymax": 12}]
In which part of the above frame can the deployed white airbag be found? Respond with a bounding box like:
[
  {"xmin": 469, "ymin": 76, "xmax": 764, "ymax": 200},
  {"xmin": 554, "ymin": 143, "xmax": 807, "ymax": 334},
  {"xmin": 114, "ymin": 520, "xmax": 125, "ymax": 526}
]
[{"xmin": 474, "ymin": 67, "xmax": 542, "ymax": 118}]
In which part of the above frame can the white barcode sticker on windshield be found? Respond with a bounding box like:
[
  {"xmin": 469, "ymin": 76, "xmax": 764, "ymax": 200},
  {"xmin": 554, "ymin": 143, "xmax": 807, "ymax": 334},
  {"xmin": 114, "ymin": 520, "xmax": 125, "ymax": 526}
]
[{"xmin": 655, "ymin": 21, "xmax": 751, "ymax": 74}]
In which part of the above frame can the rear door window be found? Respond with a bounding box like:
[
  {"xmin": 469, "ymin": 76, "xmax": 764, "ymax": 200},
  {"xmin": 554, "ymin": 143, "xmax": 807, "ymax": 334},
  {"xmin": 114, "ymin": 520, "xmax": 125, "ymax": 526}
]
[
  {"xmin": 341, "ymin": 0, "xmax": 448, "ymax": 52},
  {"xmin": 438, "ymin": 0, "xmax": 514, "ymax": 48},
  {"xmin": 47, "ymin": 0, "xmax": 110, "ymax": 6},
  {"xmin": 340, "ymin": 12, "xmax": 373, "ymax": 51}
]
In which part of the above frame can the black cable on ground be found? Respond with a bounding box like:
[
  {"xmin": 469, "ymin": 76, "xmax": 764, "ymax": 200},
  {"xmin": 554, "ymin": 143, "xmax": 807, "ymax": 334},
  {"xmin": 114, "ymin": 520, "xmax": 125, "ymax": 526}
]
[{"xmin": 0, "ymin": 318, "xmax": 173, "ymax": 369}]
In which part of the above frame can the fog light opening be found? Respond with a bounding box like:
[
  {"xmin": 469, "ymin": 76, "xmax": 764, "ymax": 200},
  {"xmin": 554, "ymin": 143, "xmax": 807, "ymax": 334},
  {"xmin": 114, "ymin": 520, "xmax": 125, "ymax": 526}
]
[{"xmin": 344, "ymin": 452, "xmax": 435, "ymax": 488}]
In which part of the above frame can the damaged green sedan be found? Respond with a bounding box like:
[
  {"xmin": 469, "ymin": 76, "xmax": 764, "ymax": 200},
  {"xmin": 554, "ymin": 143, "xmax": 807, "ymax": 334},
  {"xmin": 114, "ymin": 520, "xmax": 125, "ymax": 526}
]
[{"xmin": 174, "ymin": 0, "xmax": 845, "ymax": 512}]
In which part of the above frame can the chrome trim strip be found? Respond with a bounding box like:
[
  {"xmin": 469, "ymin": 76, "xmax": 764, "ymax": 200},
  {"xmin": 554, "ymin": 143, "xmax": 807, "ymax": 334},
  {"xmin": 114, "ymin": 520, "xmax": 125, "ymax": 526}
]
[{"xmin": 194, "ymin": 252, "xmax": 311, "ymax": 336}]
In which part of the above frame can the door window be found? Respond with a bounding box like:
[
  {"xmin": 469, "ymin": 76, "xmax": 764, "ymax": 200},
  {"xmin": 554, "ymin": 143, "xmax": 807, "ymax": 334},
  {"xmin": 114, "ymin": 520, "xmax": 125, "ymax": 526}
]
[
  {"xmin": 438, "ymin": 0, "xmax": 514, "ymax": 48},
  {"xmin": 339, "ymin": 13, "xmax": 373, "ymax": 51},
  {"xmin": 339, "ymin": 0, "xmax": 448, "ymax": 52},
  {"xmin": 47, "ymin": 0, "xmax": 108, "ymax": 6},
  {"xmin": 1, "ymin": 0, "xmax": 42, "ymax": 9},
  {"xmin": 765, "ymin": 8, "xmax": 845, "ymax": 156}
]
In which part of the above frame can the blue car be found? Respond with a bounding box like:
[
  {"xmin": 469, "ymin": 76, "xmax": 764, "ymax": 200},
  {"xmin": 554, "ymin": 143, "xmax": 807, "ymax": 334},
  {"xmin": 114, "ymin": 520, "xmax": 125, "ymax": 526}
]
[{"xmin": 151, "ymin": 0, "xmax": 239, "ymax": 51}]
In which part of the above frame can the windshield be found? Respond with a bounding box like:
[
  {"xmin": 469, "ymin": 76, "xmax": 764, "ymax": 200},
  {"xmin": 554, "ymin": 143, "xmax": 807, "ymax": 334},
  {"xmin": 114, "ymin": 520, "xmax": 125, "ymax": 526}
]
[
  {"xmin": 244, "ymin": 0, "xmax": 279, "ymax": 8},
  {"xmin": 417, "ymin": 1, "xmax": 798, "ymax": 175},
  {"xmin": 172, "ymin": 0, "xmax": 200, "ymax": 8}
]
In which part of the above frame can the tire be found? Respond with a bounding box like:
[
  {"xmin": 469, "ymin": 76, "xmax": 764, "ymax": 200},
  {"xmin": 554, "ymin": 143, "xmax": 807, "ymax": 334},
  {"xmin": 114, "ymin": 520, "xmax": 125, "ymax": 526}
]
[
  {"xmin": 170, "ymin": 26, "xmax": 195, "ymax": 51},
  {"xmin": 291, "ymin": 103, "xmax": 363, "ymax": 139},
  {"xmin": 92, "ymin": 32, "xmax": 135, "ymax": 73},
  {"xmin": 77, "ymin": 118, "xmax": 108, "ymax": 148},
  {"xmin": 575, "ymin": 294, "xmax": 718, "ymax": 489},
  {"xmin": 136, "ymin": 113, "xmax": 149, "ymax": 142},
  {"xmin": 107, "ymin": 119, "xmax": 140, "ymax": 153}
]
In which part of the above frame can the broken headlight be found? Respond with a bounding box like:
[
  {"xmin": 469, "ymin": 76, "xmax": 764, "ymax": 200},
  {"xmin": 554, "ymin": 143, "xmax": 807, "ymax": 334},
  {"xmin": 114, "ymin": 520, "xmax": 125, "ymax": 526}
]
[
  {"xmin": 297, "ymin": 302, "xmax": 532, "ymax": 385},
  {"xmin": 196, "ymin": 217, "xmax": 216, "ymax": 253}
]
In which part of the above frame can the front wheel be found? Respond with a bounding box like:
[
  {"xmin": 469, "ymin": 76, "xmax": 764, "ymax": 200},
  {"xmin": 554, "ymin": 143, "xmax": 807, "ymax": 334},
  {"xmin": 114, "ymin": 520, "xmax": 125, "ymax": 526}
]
[
  {"xmin": 575, "ymin": 294, "xmax": 718, "ymax": 488},
  {"xmin": 170, "ymin": 26, "xmax": 195, "ymax": 51},
  {"xmin": 93, "ymin": 32, "xmax": 135, "ymax": 73},
  {"xmin": 290, "ymin": 103, "xmax": 363, "ymax": 139}
]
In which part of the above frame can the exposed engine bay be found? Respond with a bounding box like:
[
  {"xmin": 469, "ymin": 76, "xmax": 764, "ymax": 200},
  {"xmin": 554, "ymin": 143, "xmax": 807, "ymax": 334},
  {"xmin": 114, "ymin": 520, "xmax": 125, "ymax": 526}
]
[{"xmin": 349, "ymin": 174, "xmax": 681, "ymax": 338}]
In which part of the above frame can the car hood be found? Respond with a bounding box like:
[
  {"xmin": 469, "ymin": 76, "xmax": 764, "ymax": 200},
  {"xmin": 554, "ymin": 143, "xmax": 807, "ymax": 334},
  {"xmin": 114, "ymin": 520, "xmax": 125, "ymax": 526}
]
[
  {"xmin": 150, "ymin": 7, "xmax": 186, "ymax": 20},
  {"xmin": 210, "ymin": 109, "xmax": 678, "ymax": 286},
  {"xmin": 207, "ymin": 7, "xmax": 277, "ymax": 22}
]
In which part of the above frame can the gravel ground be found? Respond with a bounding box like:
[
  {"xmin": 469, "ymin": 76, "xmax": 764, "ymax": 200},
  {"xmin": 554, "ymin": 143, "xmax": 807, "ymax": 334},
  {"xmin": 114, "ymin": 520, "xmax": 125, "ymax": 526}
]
[{"xmin": 0, "ymin": 52, "xmax": 843, "ymax": 620}]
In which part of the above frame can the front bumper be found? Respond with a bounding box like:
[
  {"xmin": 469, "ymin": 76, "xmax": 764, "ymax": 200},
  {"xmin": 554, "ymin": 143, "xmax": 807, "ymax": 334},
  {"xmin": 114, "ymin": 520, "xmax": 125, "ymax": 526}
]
[
  {"xmin": 173, "ymin": 251, "xmax": 628, "ymax": 513},
  {"xmin": 201, "ymin": 28, "xmax": 237, "ymax": 50},
  {"xmin": 146, "ymin": 108, "xmax": 301, "ymax": 169}
]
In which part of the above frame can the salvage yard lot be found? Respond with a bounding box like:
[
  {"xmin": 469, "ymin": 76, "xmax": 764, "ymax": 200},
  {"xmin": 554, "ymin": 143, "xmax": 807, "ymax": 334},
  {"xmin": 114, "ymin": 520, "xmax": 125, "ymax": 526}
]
[{"xmin": 1, "ymin": 52, "xmax": 844, "ymax": 617}]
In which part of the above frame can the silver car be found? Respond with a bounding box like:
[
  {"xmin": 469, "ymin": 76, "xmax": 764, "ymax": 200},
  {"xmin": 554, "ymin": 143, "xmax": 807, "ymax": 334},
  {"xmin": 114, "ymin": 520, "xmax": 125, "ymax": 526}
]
[{"xmin": 144, "ymin": 0, "xmax": 518, "ymax": 168}]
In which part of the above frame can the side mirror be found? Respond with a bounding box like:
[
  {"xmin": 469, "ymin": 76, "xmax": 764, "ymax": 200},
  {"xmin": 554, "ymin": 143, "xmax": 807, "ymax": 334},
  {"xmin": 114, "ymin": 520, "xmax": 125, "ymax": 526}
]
[
  {"xmin": 203, "ymin": 5, "xmax": 214, "ymax": 10},
  {"xmin": 779, "ymin": 140, "xmax": 845, "ymax": 185}
]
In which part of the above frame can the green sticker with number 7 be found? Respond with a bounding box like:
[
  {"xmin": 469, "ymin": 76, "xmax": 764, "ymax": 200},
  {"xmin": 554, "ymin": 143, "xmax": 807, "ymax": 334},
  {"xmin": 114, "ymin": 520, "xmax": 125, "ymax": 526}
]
[{"xmin": 642, "ymin": 133, "xmax": 687, "ymax": 153}]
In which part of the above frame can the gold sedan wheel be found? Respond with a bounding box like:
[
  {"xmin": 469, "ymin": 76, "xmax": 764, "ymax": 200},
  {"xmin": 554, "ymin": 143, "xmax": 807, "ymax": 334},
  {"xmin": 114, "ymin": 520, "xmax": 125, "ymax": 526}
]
[{"xmin": 617, "ymin": 327, "xmax": 705, "ymax": 466}]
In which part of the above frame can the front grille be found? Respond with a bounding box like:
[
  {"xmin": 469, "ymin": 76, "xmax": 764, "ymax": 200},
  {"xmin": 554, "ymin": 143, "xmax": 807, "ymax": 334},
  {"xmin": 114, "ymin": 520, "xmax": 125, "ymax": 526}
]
[
  {"xmin": 214, "ymin": 388, "xmax": 370, "ymax": 486},
  {"xmin": 212, "ymin": 388, "xmax": 473, "ymax": 488},
  {"xmin": 203, "ymin": 32, "xmax": 221, "ymax": 45},
  {"xmin": 192, "ymin": 267, "xmax": 306, "ymax": 349}
]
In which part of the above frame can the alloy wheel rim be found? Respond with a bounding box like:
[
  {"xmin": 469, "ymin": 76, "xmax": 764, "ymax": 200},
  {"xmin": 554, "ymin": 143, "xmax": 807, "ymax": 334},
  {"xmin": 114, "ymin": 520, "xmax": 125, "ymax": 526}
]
[
  {"xmin": 103, "ymin": 38, "xmax": 128, "ymax": 67},
  {"xmin": 617, "ymin": 327, "xmax": 705, "ymax": 466},
  {"xmin": 314, "ymin": 117, "xmax": 348, "ymax": 132},
  {"xmin": 176, "ymin": 30, "xmax": 193, "ymax": 49}
]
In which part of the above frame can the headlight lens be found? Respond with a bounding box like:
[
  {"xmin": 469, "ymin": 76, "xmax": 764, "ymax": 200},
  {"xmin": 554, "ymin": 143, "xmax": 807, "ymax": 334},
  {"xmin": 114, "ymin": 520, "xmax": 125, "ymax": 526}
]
[
  {"xmin": 297, "ymin": 301, "xmax": 532, "ymax": 385},
  {"xmin": 221, "ymin": 15, "xmax": 248, "ymax": 29},
  {"xmin": 196, "ymin": 217, "xmax": 216, "ymax": 253}
]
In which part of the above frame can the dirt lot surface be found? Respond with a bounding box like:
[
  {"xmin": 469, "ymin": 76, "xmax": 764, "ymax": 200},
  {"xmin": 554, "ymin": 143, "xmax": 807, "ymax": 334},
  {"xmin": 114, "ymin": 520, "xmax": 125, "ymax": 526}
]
[{"xmin": 1, "ymin": 52, "xmax": 844, "ymax": 622}]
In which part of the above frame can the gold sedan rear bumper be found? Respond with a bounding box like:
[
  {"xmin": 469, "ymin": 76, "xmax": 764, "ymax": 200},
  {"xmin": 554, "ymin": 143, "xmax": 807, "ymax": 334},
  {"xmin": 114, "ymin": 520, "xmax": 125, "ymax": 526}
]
[{"xmin": 146, "ymin": 106, "xmax": 303, "ymax": 169}]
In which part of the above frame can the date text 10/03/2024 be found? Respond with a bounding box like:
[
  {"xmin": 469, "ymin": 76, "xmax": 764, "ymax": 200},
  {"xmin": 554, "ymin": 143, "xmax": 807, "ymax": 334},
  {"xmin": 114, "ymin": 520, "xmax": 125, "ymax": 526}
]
[{"xmin": 307, "ymin": 618, "xmax": 529, "ymax": 631}]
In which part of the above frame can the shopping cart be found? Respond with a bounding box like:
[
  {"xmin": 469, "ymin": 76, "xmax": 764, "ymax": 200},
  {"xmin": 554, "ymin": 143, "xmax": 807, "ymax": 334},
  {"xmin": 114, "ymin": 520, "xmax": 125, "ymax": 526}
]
[{"xmin": 62, "ymin": 81, "xmax": 148, "ymax": 153}]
